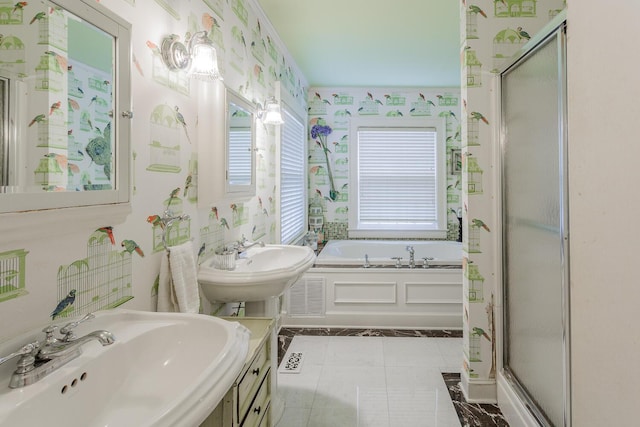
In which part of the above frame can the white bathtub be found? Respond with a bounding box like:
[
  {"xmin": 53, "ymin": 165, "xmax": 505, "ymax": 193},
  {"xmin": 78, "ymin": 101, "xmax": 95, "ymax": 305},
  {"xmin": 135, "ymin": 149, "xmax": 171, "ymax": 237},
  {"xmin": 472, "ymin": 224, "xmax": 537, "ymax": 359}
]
[
  {"xmin": 284, "ymin": 240, "xmax": 463, "ymax": 329},
  {"xmin": 315, "ymin": 239, "xmax": 462, "ymax": 267}
]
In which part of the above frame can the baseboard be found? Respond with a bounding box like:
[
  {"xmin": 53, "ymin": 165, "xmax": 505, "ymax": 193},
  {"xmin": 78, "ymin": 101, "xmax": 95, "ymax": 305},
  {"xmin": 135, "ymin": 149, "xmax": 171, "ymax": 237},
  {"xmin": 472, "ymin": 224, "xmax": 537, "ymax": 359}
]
[
  {"xmin": 280, "ymin": 310, "xmax": 462, "ymax": 330},
  {"xmin": 497, "ymin": 373, "xmax": 540, "ymax": 427},
  {"xmin": 460, "ymin": 369, "xmax": 497, "ymax": 404}
]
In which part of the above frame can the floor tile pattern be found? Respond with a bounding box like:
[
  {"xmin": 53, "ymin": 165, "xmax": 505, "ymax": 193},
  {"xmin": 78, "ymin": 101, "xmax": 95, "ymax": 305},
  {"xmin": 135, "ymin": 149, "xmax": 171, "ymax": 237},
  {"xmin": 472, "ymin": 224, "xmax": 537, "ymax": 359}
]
[{"xmin": 276, "ymin": 329, "xmax": 508, "ymax": 427}]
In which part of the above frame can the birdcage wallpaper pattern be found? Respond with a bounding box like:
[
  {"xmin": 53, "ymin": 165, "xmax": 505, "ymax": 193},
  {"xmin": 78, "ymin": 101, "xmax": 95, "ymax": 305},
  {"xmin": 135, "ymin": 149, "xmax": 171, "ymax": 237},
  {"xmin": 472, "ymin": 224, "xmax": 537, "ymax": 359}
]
[
  {"xmin": 493, "ymin": 28, "xmax": 528, "ymax": 72},
  {"xmin": 495, "ymin": 0, "xmax": 538, "ymax": 18},
  {"xmin": 34, "ymin": 156, "xmax": 65, "ymax": 187},
  {"xmin": 0, "ymin": 3, "xmax": 24, "ymax": 25},
  {"xmin": 150, "ymin": 217, "xmax": 192, "ymax": 253},
  {"xmin": 466, "ymin": 8, "xmax": 480, "ymax": 40},
  {"xmin": 468, "ymin": 333, "xmax": 482, "ymax": 363},
  {"xmin": 56, "ymin": 231, "xmax": 133, "ymax": 319},
  {"xmin": 147, "ymin": 104, "xmax": 182, "ymax": 173},
  {"xmin": 465, "ymin": 223, "xmax": 482, "ymax": 254},
  {"xmin": 38, "ymin": 7, "xmax": 67, "ymax": 50},
  {"xmin": 465, "ymin": 263, "xmax": 484, "ymax": 303},
  {"xmin": 35, "ymin": 53, "xmax": 64, "ymax": 91},
  {"xmin": 465, "ymin": 49, "xmax": 482, "ymax": 88},
  {"xmin": 0, "ymin": 35, "xmax": 26, "ymax": 77},
  {"xmin": 0, "ymin": 249, "xmax": 29, "ymax": 303},
  {"xmin": 467, "ymin": 114, "xmax": 481, "ymax": 147},
  {"xmin": 465, "ymin": 154, "xmax": 484, "ymax": 195},
  {"xmin": 199, "ymin": 215, "xmax": 226, "ymax": 262},
  {"xmin": 36, "ymin": 108, "xmax": 67, "ymax": 148}
]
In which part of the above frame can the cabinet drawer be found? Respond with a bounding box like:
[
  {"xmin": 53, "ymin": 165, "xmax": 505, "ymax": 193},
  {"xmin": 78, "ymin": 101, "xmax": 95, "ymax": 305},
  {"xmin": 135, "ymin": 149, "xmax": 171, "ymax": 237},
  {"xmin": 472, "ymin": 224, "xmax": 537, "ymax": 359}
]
[
  {"xmin": 237, "ymin": 340, "xmax": 270, "ymax": 417},
  {"xmin": 240, "ymin": 373, "xmax": 271, "ymax": 427}
]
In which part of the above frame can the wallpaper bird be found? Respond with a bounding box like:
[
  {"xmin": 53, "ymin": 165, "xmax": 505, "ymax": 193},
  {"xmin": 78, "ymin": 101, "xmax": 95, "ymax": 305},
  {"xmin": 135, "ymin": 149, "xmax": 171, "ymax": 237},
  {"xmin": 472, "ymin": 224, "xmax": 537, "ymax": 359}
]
[
  {"xmin": 28, "ymin": 114, "xmax": 46, "ymax": 127},
  {"xmin": 174, "ymin": 106, "xmax": 191, "ymax": 143},
  {"xmin": 51, "ymin": 289, "xmax": 76, "ymax": 319},
  {"xmin": 98, "ymin": 226, "xmax": 115, "ymax": 245},
  {"xmin": 121, "ymin": 240, "xmax": 144, "ymax": 257}
]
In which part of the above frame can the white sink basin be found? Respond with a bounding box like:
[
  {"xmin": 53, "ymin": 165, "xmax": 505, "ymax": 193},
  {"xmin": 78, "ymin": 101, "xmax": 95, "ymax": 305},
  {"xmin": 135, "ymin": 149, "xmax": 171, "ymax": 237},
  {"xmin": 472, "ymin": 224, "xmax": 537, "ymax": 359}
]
[
  {"xmin": 0, "ymin": 309, "xmax": 249, "ymax": 427},
  {"xmin": 198, "ymin": 244, "xmax": 316, "ymax": 302}
]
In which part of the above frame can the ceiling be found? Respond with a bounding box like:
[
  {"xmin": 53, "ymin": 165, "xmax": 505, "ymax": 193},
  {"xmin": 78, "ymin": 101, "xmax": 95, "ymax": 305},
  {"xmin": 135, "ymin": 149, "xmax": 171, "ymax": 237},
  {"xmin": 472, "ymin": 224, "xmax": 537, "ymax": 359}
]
[{"xmin": 257, "ymin": 0, "xmax": 461, "ymax": 88}]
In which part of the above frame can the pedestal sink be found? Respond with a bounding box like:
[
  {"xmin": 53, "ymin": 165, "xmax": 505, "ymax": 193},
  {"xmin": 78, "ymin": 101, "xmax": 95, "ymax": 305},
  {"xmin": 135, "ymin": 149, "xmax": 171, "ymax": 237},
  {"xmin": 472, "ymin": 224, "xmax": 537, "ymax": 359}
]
[
  {"xmin": 197, "ymin": 244, "xmax": 316, "ymax": 303},
  {"xmin": 0, "ymin": 309, "xmax": 249, "ymax": 427}
]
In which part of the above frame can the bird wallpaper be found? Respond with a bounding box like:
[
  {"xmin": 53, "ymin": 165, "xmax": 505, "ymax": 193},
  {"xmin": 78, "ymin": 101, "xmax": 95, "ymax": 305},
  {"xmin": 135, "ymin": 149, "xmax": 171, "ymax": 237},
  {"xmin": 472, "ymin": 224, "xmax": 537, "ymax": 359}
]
[
  {"xmin": 0, "ymin": 0, "xmax": 307, "ymax": 338},
  {"xmin": 460, "ymin": 0, "xmax": 566, "ymax": 390},
  {"xmin": 307, "ymin": 87, "xmax": 464, "ymax": 242}
]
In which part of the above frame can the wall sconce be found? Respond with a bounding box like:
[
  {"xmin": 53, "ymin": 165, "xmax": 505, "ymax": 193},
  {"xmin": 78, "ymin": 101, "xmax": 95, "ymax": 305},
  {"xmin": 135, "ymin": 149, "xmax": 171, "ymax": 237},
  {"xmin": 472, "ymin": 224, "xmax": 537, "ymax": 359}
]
[
  {"xmin": 256, "ymin": 97, "xmax": 284, "ymax": 125},
  {"xmin": 160, "ymin": 31, "xmax": 222, "ymax": 80}
]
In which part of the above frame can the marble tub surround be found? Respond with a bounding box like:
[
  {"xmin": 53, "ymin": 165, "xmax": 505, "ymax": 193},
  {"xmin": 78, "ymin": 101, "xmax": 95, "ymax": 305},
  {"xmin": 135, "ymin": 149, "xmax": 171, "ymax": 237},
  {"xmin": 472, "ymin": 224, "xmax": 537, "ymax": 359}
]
[
  {"xmin": 278, "ymin": 327, "xmax": 463, "ymax": 364},
  {"xmin": 443, "ymin": 373, "xmax": 509, "ymax": 427}
]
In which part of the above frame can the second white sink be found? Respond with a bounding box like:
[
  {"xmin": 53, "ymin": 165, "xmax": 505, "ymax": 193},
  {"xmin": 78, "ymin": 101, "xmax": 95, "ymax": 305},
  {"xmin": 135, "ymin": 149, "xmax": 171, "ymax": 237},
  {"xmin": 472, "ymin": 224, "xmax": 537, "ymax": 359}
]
[{"xmin": 198, "ymin": 244, "xmax": 316, "ymax": 302}]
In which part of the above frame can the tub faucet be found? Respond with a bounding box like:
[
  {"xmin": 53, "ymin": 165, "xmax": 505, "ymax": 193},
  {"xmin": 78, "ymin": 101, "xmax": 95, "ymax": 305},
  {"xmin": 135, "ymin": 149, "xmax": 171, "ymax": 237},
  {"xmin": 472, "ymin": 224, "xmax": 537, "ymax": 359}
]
[{"xmin": 406, "ymin": 246, "xmax": 415, "ymax": 269}]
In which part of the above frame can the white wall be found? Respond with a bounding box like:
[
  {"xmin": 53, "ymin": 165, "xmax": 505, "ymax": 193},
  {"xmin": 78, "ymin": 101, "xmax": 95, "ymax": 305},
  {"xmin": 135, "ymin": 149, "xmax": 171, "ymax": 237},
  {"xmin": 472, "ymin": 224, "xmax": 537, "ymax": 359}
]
[{"xmin": 567, "ymin": 1, "xmax": 640, "ymax": 424}]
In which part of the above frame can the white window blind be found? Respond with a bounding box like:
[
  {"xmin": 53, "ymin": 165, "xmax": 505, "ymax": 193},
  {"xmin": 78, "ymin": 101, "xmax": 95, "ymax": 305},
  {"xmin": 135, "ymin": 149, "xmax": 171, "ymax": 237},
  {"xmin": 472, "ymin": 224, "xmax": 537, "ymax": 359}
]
[
  {"xmin": 228, "ymin": 128, "xmax": 252, "ymax": 185},
  {"xmin": 353, "ymin": 126, "xmax": 443, "ymax": 234},
  {"xmin": 280, "ymin": 108, "xmax": 306, "ymax": 244}
]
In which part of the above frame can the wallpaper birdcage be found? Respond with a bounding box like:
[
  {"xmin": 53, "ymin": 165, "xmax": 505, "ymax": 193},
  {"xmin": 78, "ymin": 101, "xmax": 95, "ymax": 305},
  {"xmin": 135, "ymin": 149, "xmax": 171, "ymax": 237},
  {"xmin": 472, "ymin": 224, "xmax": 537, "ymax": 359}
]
[
  {"xmin": 0, "ymin": 249, "xmax": 29, "ymax": 303},
  {"xmin": 465, "ymin": 264, "xmax": 485, "ymax": 303},
  {"xmin": 467, "ymin": 114, "xmax": 481, "ymax": 146},
  {"xmin": 55, "ymin": 231, "xmax": 133, "ymax": 319},
  {"xmin": 199, "ymin": 217, "xmax": 226, "ymax": 262},
  {"xmin": 469, "ymin": 333, "xmax": 482, "ymax": 363},
  {"xmin": 465, "ymin": 224, "xmax": 482, "ymax": 254},
  {"xmin": 147, "ymin": 104, "xmax": 182, "ymax": 173},
  {"xmin": 466, "ymin": 50, "xmax": 482, "ymax": 88},
  {"xmin": 151, "ymin": 217, "xmax": 191, "ymax": 253},
  {"xmin": 466, "ymin": 9, "xmax": 480, "ymax": 40},
  {"xmin": 0, "ymin": 35, "xmax": 26, "ymax": 76},
  {"xmin": 495, "ymin": 0, "xmax": 538, "ymax": 18},
  {"xmin": 465, "ymin": 155, "xmax": 484, "ymax": 195}
]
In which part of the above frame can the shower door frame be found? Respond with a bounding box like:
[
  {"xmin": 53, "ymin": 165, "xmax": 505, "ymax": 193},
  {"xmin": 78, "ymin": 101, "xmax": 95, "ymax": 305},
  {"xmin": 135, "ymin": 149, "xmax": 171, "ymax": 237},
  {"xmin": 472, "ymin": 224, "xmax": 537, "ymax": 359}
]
[{"xmin": 498, "ymin": 12, "xmax": 570, "ymax": 427}]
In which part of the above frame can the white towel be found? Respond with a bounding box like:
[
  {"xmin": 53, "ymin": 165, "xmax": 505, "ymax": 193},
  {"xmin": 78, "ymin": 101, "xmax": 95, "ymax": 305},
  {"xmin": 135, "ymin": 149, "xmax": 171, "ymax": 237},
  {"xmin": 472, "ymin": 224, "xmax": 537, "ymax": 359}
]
[{"xmin": 157, "ymin": 241, "xmax": 201, "ymax": 313}]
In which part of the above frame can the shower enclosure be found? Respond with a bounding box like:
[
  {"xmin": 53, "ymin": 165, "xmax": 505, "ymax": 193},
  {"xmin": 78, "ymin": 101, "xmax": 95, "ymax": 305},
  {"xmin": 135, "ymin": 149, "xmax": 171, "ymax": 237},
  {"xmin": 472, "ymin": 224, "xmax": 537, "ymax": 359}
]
[{"xmin": 500, "ymin": 14, "xmax": 569, "ymax": 427}]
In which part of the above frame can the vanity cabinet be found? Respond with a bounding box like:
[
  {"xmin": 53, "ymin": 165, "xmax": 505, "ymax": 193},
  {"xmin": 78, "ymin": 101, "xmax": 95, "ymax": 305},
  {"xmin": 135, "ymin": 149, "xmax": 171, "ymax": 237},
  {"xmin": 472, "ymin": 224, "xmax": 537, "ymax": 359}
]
[{"xmin": 201, "ymin": 317, "xmax": 274, "ymax": 427}]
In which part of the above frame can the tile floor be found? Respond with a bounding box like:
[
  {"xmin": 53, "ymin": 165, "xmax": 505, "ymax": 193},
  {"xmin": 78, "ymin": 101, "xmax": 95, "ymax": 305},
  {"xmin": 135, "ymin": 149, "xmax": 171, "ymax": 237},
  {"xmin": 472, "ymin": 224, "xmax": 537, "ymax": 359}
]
[{"xmin": 275, "ymin": 335, "xmax": 463, "ymax": 427}]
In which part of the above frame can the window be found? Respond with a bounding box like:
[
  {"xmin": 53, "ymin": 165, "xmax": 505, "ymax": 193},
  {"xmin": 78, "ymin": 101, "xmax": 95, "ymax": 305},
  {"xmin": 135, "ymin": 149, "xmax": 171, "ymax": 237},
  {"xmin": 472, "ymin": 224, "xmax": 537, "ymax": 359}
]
[
  {"xmin": 349, "ymin": 118, "xmax": 447, "ymax": 239},
  {"xmin": 280, "ymin": 107, "xmax": 307, "ymax": 244}
]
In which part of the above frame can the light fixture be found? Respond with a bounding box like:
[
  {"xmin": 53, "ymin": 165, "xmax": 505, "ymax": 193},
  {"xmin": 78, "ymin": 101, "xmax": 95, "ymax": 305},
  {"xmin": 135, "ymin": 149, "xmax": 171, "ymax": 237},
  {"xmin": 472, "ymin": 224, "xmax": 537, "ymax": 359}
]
[
  {"xmin": 160, "ymin": 31, "xmax": 222, "ymax": 81},
  {"xmin": 256, "ymin": 97, "xmax": 284, "ymax": 125}
]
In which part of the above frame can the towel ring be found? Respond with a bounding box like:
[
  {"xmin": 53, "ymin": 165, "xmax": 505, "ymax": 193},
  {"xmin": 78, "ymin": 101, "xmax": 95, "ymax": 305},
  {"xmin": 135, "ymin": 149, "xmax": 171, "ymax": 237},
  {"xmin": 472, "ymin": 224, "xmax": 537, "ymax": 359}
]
[{"xmin": 160, "ymin": 210, "xmax": 190, "ymax": 251}]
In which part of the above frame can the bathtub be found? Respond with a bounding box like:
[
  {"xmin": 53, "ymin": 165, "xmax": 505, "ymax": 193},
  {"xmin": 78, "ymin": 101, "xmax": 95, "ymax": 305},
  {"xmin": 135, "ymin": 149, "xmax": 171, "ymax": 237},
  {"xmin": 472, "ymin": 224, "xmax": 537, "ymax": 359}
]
[
  {"xmin": 315, "ymin": 239, "xmax": 462, "ymax": 267},
  {"xmin": 283, "ymin": 240, "xmax": 463, "ymax": 329}
]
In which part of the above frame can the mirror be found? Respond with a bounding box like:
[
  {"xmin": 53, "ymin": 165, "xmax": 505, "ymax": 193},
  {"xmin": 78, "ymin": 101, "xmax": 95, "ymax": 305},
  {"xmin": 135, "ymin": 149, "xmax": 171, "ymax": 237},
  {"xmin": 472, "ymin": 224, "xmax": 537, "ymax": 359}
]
[
  {"xmin": 225, "ymin": 89, "xmax": 255, "ymax": 197},
  {"xmin": 0, "ymin": 0, "xmax": 131, "ymax": 213}
]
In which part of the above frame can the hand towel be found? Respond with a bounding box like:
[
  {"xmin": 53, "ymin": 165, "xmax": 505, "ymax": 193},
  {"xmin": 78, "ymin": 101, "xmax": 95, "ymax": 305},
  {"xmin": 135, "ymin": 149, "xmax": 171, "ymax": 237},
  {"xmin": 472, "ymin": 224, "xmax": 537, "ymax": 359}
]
[{"xmin": 157, "ymin": 241, "xmax": 201, "ymax": 313}]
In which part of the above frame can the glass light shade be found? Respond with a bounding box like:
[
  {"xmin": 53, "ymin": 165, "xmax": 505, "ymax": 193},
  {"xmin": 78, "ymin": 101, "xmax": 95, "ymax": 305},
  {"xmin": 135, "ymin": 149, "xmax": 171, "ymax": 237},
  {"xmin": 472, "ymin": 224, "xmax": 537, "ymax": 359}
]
[
  {"xmin": 190, "ymin": 41, "xmax": 221, "ymax": 81},
  {"xmin": 261, "ymin": 99, "xmax": 284, "ymax": 125}
]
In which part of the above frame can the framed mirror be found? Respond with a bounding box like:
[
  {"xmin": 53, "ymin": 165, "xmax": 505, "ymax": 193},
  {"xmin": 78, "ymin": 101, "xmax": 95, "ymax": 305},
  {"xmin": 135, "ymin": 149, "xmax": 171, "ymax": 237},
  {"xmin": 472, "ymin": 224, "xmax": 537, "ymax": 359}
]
[
  {"xmin": 225, "ymin": 89, "xmax": 255, "ymax": 197},
  {"xmin": 0, "ymin": 0, "xmax": 131, "ymax": 214}
]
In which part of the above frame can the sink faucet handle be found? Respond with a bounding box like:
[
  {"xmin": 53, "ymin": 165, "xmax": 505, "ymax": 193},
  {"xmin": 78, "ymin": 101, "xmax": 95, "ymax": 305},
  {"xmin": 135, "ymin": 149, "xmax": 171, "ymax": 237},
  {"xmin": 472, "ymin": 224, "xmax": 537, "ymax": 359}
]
[
  {"xmin": 391, "ymin": 256, "xmax": 403, "ymax": 268},
  {"xmin": 60, "ymin": 313, "xmax": 96, "ymax": 341},
  {"xmin": 0, "ymin": 341, "xmax": 39, "ymax": 367},
  {"xmin": 42, "ymin": 325, "xmax": 59, "ymax": 344}
]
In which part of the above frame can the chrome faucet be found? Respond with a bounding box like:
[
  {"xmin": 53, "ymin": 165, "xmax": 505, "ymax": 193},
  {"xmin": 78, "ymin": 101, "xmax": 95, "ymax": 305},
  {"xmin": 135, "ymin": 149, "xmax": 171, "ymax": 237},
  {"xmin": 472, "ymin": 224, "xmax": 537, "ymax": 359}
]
[
  {"xmin": 0, "ymin": 313, "xmax": 115, "ymax": 388},
  {"xmin": 406, "ymin": 245, "xmax": 415, "ymax": 269},
  {"xmin": 235, "ymin": 235, "xmax": 265, "ymax": 253}
]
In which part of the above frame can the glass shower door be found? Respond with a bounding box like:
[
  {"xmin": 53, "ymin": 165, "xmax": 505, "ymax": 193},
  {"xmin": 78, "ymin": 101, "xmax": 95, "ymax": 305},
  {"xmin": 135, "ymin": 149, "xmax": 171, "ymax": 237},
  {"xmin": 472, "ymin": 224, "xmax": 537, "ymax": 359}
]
[{"xmin": 501, "ymin": 20, "xmax": 569, "ymax": 427}]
